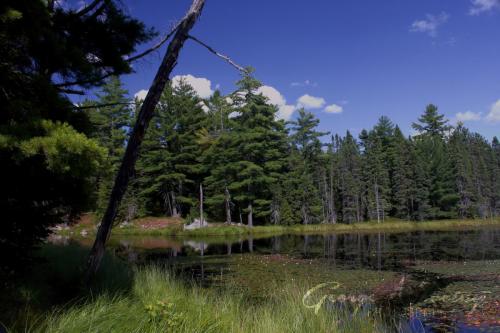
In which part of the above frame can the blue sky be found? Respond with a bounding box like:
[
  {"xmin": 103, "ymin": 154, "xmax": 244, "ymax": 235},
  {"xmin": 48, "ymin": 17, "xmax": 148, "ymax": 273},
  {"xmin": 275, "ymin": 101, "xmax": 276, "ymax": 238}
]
[{"xmin": 77, "ymin": 0, "xmax": 500, "ymax": 139}]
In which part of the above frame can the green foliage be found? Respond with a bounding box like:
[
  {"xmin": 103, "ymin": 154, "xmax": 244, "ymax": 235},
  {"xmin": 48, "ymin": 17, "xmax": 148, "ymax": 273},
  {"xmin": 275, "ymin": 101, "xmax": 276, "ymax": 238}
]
[
  {"xmin": 145, "ymin": 300, "xmax": 184, "ymax": 330},
  {"xmin": 19, "ymin": 120, "xmax": 106, "ymax": 175},
  {"xmin": 136, "ymin": 82, "xmax": 207, "ymax": 217},
  {"xmin": 0, "ymin": 0, "xmax": 153, "ymax": 274}
]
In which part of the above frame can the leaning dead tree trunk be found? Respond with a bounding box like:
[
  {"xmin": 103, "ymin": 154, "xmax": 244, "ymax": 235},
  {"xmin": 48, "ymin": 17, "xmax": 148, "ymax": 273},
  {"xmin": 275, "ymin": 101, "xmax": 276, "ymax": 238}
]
[{"xmin": 84, "ymin": 0, "xmax": 206, "ymax": 282}]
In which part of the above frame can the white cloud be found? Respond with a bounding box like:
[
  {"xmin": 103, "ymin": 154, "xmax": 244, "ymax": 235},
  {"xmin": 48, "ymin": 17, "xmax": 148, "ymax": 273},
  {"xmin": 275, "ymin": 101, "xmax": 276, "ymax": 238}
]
[
  {"xmin": 470, "ymin": 0, "xmax": 500, "ymax": 15},
  {"xmin": 256, "ymin": 86, "xmax": 286, "ymax": 106},
  {"xmin": 324, "ymin": 104, "xmax": 343, "ymax": 114},
  {"xmin": 134, "ymin": 89, "xmax": 148, "ymax": 101},
  {"xmin": 291, "ymin": 80, "xmax": 318, "ymax": 87},
  {"xmin": 455, "ymin": 111, "xmax": 482, "ymax": 122},
  {"xmin": 410, "ymin": 12, "xmax": 449, "ymax": 37},
  {"xmin": 197, "ymin": 101, "xmax": 210, "ymax": 113},
  {"xmin": 171, "ymin": 74, "xmax": 213, "ymax": 99},
  {"xmin": 297, "ymin": 94, "xmax": 326, "ymax": 109},
  {"xmin": 277, "ymin": 105, "xmax": 296, "ymax": 121},
  {"xmin": 486, "ymin": 100, "xmax": 500, "ymax": 122},
  {"xmin": 256, "ymin": 85, "xmax": 296, "ymax": 120}
]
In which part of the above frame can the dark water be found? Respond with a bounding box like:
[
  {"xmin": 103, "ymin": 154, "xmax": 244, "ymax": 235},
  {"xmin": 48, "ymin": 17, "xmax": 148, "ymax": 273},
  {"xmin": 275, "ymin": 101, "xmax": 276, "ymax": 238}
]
[
  {"xmin": 71, "ymin": 227, "xmax": 500, "ymax": 332},
  {"xmin": 111, "ymin": 228, "xmax": 500, "ymax": 268}
]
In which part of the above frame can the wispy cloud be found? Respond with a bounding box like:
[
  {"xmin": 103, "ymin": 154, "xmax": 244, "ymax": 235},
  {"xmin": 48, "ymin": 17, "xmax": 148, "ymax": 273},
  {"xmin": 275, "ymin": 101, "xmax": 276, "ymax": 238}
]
[
  {"xmin": 171, "ymin": 74, "xmax": 214, "ymax": 99},
  {"xmin": 324, "ymin": 104, "xmax": 343, "ymax": 114},
  {"xmin": 453, "ymin": 100, "xmax": 500, "ymax": 124},
  {"xmin": 410, "ymin": 12, "xmax": 449, "ymax": 37},
  {"xmin": 455, "ymin": 111, "xmax": 482, "ymax": 122},
  {"xmin": 469, "ymin": 0, "xmax": 500, "ymax": 15},
  {"xmin": 256, "ymin": 85, "xmax": 296, "ymax": 120},
  {"xmin": 486, "ymin": 100, "xmax": 500, "ymax": 123},
  {"xmin": 290, "ymin": 80, "xmax": 318, "ymax": 88},
  {"xmin": 297, "ymin": 94, "xmax": 326, "ymax": 109}
]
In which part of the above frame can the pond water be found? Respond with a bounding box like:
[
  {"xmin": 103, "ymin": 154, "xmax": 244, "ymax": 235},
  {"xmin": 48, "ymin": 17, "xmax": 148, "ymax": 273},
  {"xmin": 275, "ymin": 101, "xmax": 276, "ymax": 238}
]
[{"xmin": 72, "ymin": 227, "xmax": 500, "ymax": 332}]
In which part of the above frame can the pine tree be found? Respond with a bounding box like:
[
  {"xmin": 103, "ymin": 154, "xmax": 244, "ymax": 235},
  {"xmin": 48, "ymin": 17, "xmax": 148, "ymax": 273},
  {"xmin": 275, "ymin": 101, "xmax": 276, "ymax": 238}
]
[
  {"xmin": 287, "ymin": 109, "xmax": 328, "ymax": 224},
  {"xmin": 388, "ymin": 127, "xmax": 416, "ymax": 219},
  {"xmin": 359, "ymin": 118, "xmax": 393, "ymax": 222},
  {"xmin": 85, "ymin": 77, "xmax": 132, "ymax": 215},
  {"xmin": 492, "ymin": 137, "xmax": 500, "ymax": 216},
  {"xmin": 412, "ymin": 105, "xmax": 457, "ymax": 219},
  {"xmin": 412, "ymin": 104, "xmax": 452, "ymax": 137},
  {"xmin": 338, "ymin": 131, "xmax": 362, "ymax": 223},
  {"xmin": 136, "ymin": 81, "xmax": 207, "ymax": 217},
  {"xmin": 448, "ymin": 124, "xmax": 475, "ymax": 218},
  {"xmin": 202, "ymin": 101, "xmax": 238, "ymax": 223},
  {"xmin": 226, "ymin": 74, "xmax": 288, "ymax": 226}
]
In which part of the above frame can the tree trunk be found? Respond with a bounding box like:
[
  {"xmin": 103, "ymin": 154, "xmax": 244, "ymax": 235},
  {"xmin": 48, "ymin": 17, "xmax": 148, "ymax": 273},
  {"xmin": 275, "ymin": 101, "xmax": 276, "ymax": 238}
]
[
  {"xmin": 374, "ymin": 183, "xmax": 381, "ymax": 223},
  {"xmin": 247, "ymin": 203, "xmax": 253, "ymax": 227},
  {"xmin": 171, "ymin": 191, "xmax": 179, "ymax": 217},
  {"xmin": 199, "ymin": 183, "xmax": 204, "ymax": 224},
  {"xmin": 224, "ymin": 186, "xmax": 231, "ymax": 224},
  {"xmin": 84, "ymin": 0, "xmax": 206, "ymax": 283}
]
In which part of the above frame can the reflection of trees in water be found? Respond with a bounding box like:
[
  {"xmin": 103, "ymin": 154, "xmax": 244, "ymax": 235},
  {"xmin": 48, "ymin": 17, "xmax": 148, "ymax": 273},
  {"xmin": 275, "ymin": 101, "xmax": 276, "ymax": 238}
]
[
  {"xmin": 102, "ymin": 228, "xmax": 500, "ymax": 270},
  {"xmin": 287, "ymin": 229, "xmax": 500, "ymax": 270}
]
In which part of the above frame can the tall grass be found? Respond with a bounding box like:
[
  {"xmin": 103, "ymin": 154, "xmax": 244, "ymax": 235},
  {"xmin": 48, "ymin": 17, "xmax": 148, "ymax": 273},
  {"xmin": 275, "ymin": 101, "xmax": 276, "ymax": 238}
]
[
  {"xmin": 110, "ymin": 218, "xmax": 500, "ymax": 238},
  {"xmin": 23, "ymin": 266, "xmax": 387, "ymax": 333},
  {"xmin": 67, "ymin": 216, "xmax": 500, "ymax": 240}
]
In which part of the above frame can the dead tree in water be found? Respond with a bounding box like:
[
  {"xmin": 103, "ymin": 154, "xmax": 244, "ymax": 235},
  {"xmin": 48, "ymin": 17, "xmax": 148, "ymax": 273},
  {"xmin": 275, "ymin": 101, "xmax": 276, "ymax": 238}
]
[{"xmin": 84, "ymin": 0, "xmax": 206, "ymax": 282}]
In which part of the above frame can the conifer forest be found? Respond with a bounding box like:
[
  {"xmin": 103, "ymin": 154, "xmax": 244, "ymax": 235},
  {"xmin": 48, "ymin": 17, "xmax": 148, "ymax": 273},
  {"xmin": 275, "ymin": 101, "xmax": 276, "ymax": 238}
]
[{"xmin": 1, "ymin": 1, "xmax": 499, "ymax": 332}]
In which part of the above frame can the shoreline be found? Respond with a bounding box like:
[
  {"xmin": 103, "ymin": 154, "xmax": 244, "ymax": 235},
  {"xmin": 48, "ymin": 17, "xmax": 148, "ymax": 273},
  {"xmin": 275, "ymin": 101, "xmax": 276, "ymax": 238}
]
[{"xmin": 59, "ymin": 217, "xmax": 500, "ymax": 239}]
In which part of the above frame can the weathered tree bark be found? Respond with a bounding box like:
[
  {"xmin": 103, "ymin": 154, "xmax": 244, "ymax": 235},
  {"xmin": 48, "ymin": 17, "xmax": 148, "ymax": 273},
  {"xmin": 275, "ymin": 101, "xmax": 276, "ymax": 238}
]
[
  {"xmin": 199, "ymin": 183, "xmax": 204, "ymax": 224},
  {"xmin": 247, "ymin": 203, "xmax": 253, "ymax": 227},
  {"xmin": 171, "ymin": 191, "xmax": 179, "ymax": 217},
  {"xmin": 374, "ymin": 183, "xmax": 381, "ymax": 223},
  {"xmin": 224, "ymin": 186, "xmax": 231, "ymax": 224},
  {"xmin": 84, "ymin": 0, "xmax": 206, "ymax": 283}
]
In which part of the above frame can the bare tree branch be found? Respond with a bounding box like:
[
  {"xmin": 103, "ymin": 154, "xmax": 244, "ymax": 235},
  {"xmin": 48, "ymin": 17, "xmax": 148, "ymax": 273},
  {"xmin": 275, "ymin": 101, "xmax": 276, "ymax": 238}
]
[
  {"xmin": 73, "ymin": 102, "xmax": 136, "ymax": 110},
  {"xmin": 54, "ymin": 23, "xmax": 181, "ymax": 88},
  {"xmin": 76, "ymin": 0, "xmax": 105, "ymax": 17},
  {"xmin": 84, "ymin": 0, "xmax": 206, "ymax": 283},
  {"xmin": 188, "ymin": 35, "xmax": 248, "ymax": 74},
  {"xmin": 127, "ymin": 22, "xmax": 181, "ymax": 63},
  {"xmin": 58, "ymin": 88, "xmax": 85, "ymax": 95}
]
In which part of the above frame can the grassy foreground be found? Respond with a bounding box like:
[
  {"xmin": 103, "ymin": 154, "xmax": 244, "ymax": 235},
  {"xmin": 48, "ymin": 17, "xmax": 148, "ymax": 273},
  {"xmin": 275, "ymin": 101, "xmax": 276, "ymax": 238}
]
[
  {"xmin": 4, "ymin": 244, "xmax": 388, "ymax": 333},
  {"xmin": 27, "ymin": 267, "xmax": 387, "ymax": 333}
]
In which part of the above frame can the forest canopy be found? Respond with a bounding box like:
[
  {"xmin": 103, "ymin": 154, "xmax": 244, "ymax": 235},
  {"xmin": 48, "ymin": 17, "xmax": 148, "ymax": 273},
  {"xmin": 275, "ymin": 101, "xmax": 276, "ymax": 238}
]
[{"xmin": 87, "ymin": 76, "xmax": 500, "ymax": 227}]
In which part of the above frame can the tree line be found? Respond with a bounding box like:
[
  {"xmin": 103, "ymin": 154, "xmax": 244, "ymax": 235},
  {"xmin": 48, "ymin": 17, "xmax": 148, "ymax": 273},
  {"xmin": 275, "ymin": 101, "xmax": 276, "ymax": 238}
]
[{"xmin": 87, "ymin": 76, "xmax": 500, "ymax": 226}]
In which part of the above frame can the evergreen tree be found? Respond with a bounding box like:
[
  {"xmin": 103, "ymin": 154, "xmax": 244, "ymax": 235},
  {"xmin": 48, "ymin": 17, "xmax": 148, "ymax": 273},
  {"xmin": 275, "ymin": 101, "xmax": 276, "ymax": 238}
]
[
  {"xmin": 412, "ymin": 104, "xmax": 452, "ymax": 137},
  {"xmin": 286, "ymin": 109, "xmax": 328, "ymax": 224},
  {"xmin": 136, "ymin": 82, "xmax": 207, "ymax": 217},
  {"xmin": 226, "ymin": 75, "xmax": 288, "ymax": 226},
  {"xmin": 202, "ymin": 93, "xmax": 238, "ymax": 223},
  {"xmin": 85, "ymin": 77, "xmax": 132, "ymax": 215},
  {"xmin": 492, "ymin": 137, "xmax": 500, "ymax": 216},
  {"xmin": 412, "ymin": 105, "xmax": 457, "ymax": 218},
  {"xmin": 448, "ymin": 124, "xmax": 475, "ymax": 218},
  {"xmin": 359, "ymin": 118, "xmax": 392, "ymax": 222},
  {"xmin": 389, "ymin": 127, "xmax": 430, "ymax": 220},
  {"xmin": 338, "ymin": 131, "xmax": 362, "ymax": 223},
  {"xmin": 0, "ymin": 0, "xmax": 152, "ymax": 270}
]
